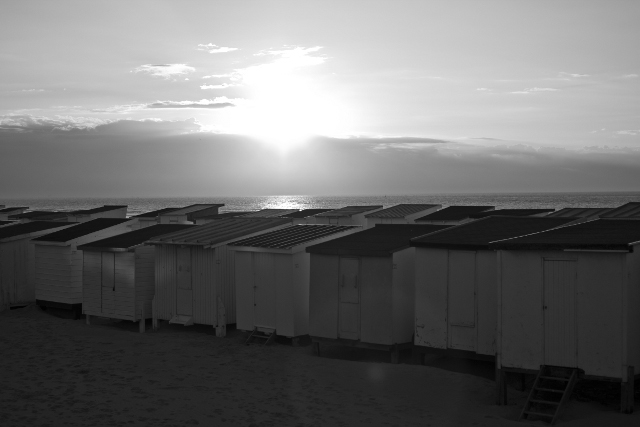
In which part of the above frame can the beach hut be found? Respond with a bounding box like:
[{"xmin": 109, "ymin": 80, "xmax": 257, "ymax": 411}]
[
  {"xmin": 409, "ymin": 216, "xmax": 575, "ymax": 362},
  {"xmin": 277, "ymin": 209, "xmax": 333, "ymax": 225},
  {"xmin": 0, "ymin": 207, "xmax": 28, "ymax": 220},
  {"xmin": 365, "ymin": 204, "xmax": 441, "ymax": 228},
  {"xmin": 78, "ymin": 224, "xmax": 192, "ymax": 331},
  {"xmin": 229, "ymin": 224, "xmax": 360, "ymax": 344},
  {"xmin": 129, "ymin": 208, "xmax": 179, "ymax": 229},
  {"xmin": 467, "ymin": 208, "xmax": 555, "ymax": 220},
  {"xmin": 32, "ymin": 218, "xmax": 134, "ymax": 317},
  {"xmin": 489, "ymin": 219, "xmax": 640, "ymax": 414},
  {"xmin": 66, "ymin": 205, "xmax": 128, "ymax": 223},
  {"xmin": 599, "ymin": 201, "xmax": 640, "ymax": 219},
  {"xmin": 158, "ymin": 204, "xmax": 224, "ymax": 224},
  {"xmin": 314, "ymin": 206, "xmax": 383, "ymax": 227},
  {"xmin": 0, "ymin": 221, "xmax": 75, "ymax": 308},
  {"xmin": 306, "ymin": 224, "xmax": 450, "ymax": 362},
  {"xmin": 414, "ymin": 206, "xmax": 494, "ymax": 225},
  {"xmin": 8, "ymin": 211, "xmax": 69, "ymax": 223},
  {"xmin": 239, "ymin": 209, "xmax": 299, "ymax": 218},
  {"xmin": 147, "ymin": 217, "xmax": 292, "ymax": 332}
]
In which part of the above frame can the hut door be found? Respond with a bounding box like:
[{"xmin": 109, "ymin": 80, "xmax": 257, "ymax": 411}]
[
  {"xmin": 176, "ymin": 247, "xmax": 193, "ymax": 316},
  {"xmin": 253, "ymin": 253, "xmax": 277, "ymax": 329},
  {"xmin": 101, "ymin": 253, "xmax": 115, "ymax": 314},
  {"xmin": 543, "ymin": 260, "xmax": 577, "ymax": 367},
  {"xmin": 338, "ymin": 257, "xmax": 360, "ymax": 340},
  {"xmin": 448, "ymin": 251, "xmax": 476, "ymax": 351}
]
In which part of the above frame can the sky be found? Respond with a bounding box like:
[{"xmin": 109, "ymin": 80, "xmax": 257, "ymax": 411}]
[{"xmin": 1, "ymin": 0, "xmax": 639, "ymax": 197}]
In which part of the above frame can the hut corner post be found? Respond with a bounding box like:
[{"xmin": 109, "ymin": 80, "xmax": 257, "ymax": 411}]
[
  {"xmin": 621, "ymin": 366, "xmax": 635, "ymax": 414},
  {"xmin": 495, "ymin": 251, "xmax": 507, "ymax": 405},
  {"xmin": 139, "ymin": 303, "xmax": 145, "ymax": 333},
  {"xmin": 152, "ymin": 297, "xmax": 158, "ymax": 331},
  {"xmin": 215, "ymin": 297, "xmax": 226, "ymax": 338}
]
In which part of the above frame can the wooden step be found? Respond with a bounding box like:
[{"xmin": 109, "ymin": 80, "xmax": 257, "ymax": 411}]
[
  {"xmin": 168, "ymin": 315, "xmax": 193, "ymax": 326},
  {"xmin": 540, "ymin": 376, "xmax": 570, "ymax": 381},
  {"xmin": 530, "ymin": 399, "xmax": 560, "ymax": 406},
  {"xmin": 519, "ymin": 365, "xmax": 579, "ymax": 425},
  {"xmin": 245, "ymin": 327, "xmax": 276, "ymax": 346}
]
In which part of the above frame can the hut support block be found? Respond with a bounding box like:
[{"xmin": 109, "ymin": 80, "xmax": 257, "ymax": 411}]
[{"xmin": 621, "ymin": 366, "xmax": 635, "ymax": 414}]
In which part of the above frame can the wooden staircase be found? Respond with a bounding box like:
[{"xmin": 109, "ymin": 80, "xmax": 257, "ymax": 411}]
[
  {"xmin": 520, "ymin": 365, "xmax": 578, "ymax": 425},
  {"xmin": 168, "ymin": 314, "xmax": 193, "ymax": 326},
  {"xmin": 245, "ymin": 327, "xmax": 276, "ymax": 346}
]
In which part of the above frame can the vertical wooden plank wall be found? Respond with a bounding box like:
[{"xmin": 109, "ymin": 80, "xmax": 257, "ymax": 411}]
[
  {"xmin": 234, "ymin": 251, "xmax": 254, "ymax": 331},
  {"xmin": 192, "ymin": 246, "xmax": 215, "ymax": 325},
  {"xmin": 35, "ymin": 245, "xmax": 78, "ymax": 304},
  {"xmin": 391, "ymin": 248, "xmax": 415, "ymax": 345},
  {"xmin": 135, "ymin": 246, "xmax": 156, "ymax": 320},
  {"xmin": 82, "ymin": 251, "xmax": 102, "ymax": 315},
  {"xmin": 155, "ymin": 245, "xmax": 177, "ymax": 321},
  {"xmin": 308, "ymin": 254, "xmax": 340, "ymax": 339}
]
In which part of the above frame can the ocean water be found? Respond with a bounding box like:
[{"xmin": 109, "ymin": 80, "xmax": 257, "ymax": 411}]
[{"xmin": 2, "ymin": 192, "xmax": 639, "ymax": 217}]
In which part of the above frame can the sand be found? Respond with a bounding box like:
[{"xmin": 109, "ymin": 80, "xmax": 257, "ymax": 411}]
[{"xmin": 1, "ymin": 305, "xmax": 638, "ymax": 427}]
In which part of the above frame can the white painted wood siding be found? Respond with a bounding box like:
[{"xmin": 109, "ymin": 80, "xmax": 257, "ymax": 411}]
[
  {"xmin": 309, "ymin": 254, "xmax": 340, "ymax": 339},
  {"xmin": 391, "ymin": 248, "xmax": 415, "ymax": 344},
  {"xmin": 35, "ymin": 245, "xmax": 83, "ymax": 304}
]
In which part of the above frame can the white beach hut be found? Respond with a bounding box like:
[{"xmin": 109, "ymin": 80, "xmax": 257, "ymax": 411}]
[
  {"xmin": 599, "ymin": 201, "xmax": 640, "ymax": 219},
  {"xmin": 306, "ymin": 224, "xmax": 450, "ymax": 362},
  {"xmin": 66, "ymin": 205, "xmax": 128, "ymax": 223},
  {"xmin": 276, "ymin": 209, "xmax": 333, "ymax": 225},
  {"xmin": 490, "ymin": 219, "xmax": 640, "ymax": 415},
  {"xmin": 193, "ymin": 212, "xmax": 255, "ymax": 225},
  {"xmin": 78, "ymin": 224, "xmax": 192, "ymax": 331},
  {"xmin": 8, "ymin": 211, "xmax": 69, "ymax": 223},
  {"xmin": 0, "ymin": 221, "xmax": 75, "ymax": 308},
  {"xmin": 414, "ymin": 205, "xmax": 494, "ymax": 225},
  {"xmin": 128, "ymin": 208, "xmax": 180, "ymax": 229},
  {"xmin": 32, "ymin": 218, "xmax": 134, "ymax": 317},
  {"xmin": 409, "ymin": 216, "xmax": 575, "ymax": 362},
  {"xmin": 229, "ymin": 224, "xmax": 360, "ymax": 344},
  {"xmin": 0, "ymin": 207, "xmax": 28, "ymax": 220},
  {"xmin": 365, "ymin": 204, "xmax": 441, "ymax": 228},
  {"xmin": 158, "ymin": 204, "xmax": 224, "ymax": 224},
  {"xmin": 314, "ymin": 205, "xmax": 383, "ymax": 227},
  {"xmin": 147, "ymin": 217, "xmax": 292, "ymax": 333}
]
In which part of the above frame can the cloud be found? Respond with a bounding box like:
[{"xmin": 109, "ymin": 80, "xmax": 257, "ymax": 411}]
[
  {"xmin": 0, "ymin": 114, "xmax": 112, "ymax": 133},
  {"xmin": 559, "ymin": 72, "xmax": 589, "ymax": 78},
  {"xmin": 476, "ymin": 88, "xmax": 491, "ymax": 91},
  {"xmin": 146, "ymin": 99, "xmax": 235, "ymax": 109},
  {"xmin": 21, "ymin": 89, "xmax": 45, "ymax": 93},
  {"xmin": 202, "ymin": 74, "xmax": 234, "ymax": 79},
  {"xmin": 133, "ymin": 64, "xmax": 195, "ymax": 79},
  {"xmin": 237, "ymin": 46, "xmax": 326, "ymax": 85},
  {"xmin": 620, "ymin": 74, "xmax": 638, "ymax": 79},
  {"xmin": 617, "ymin": 130, "xmax": 640, "ymax": 136},
  {"xmin": 196, "ymin": 43, "xmax": 238, "ymax": 54},
  {"xmin": 200, "ymin": 83, "xmax": 239, "ymax": 90},
  {"xmin": 510, "ymin": 87, "xmax": 558, "ymax": 94}
]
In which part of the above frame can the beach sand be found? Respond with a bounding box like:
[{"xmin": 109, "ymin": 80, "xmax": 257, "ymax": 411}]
[{"xmin": 1, "ymin": 305, "xmax": 638, "ymax": 427}]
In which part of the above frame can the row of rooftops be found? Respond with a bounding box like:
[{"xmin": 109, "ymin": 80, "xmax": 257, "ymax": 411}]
[{"xmin": 2, "ymin": 202, "xmax": 640, "ymax": 255}]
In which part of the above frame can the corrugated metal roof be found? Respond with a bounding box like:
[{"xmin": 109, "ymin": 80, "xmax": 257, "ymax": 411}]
[
  {"xmin": 546, "ymin": 207, "xmax": 613, "ymax": 218},
  {"xmin": 158, "ymin": 204, "xmax": 224, "ymax": 216},
  {"xmin": 278, "ymin": 209, "xmax": 333, "ymax": 219},
  {"xmin": 131, "ymin": 207, "xmax": 180, "ymax": 218},
  {"xmin": 306, "ymin": 224, "xmax": 451, "ymax": 256},
  {"xmin": 68, "ymin": 205, "xmax": 127, "ymax": 215},
  {"xmin": 229, "ymin": 225, "xmax": 358, "ymax": 249},
  {"xmin": 0, "ymin": 207, "xmax": 28, "ymax": 213},
  {"xmin": 411, "ymin": 216, "xmax": 576, "ymax": 250},
  {"xmin": 415, "ymin": 206, "xmax": 495, "ymax": 221},
  {"xmin": 0, "ymin": 221, "xmax": 72, "ymax": 240},
  {"xmin": 32, "ymin": 218, "xmax": 130, "ymax": 243},
  {"xmin": 468, "ymin": 209, "xmax": 555, "ymax": 219},
  {"xmin": 8, "ymin": 211, "xmax": 69, "ymax": 221},
  {"xmin": 195, "ymin": 212, "xmax": 255, "ymax": 220},
  {"xmin": 78, "ymin": 224, "xmax": 194, "ymax": 251},
  {"xmin": 489, "ymin": 219, "xmax": 640, "ymax": 251},
  {"xmin": 365, "ymin": 204, "xmax": 441, "ymax": 218},
  {"xmin": 314, "ymin": 205, "xmax": 383, "ymax": 218},
  {"xmin": 148, "ymin": 217, "xmax": 292, "ymax": 246},
  {"xmin": 600, "ymin": 202, "xmax": 640, "ymax": 219},
  {"xmin": 240, "ymin": 209, "xmax": 299, "ymax": 218}
]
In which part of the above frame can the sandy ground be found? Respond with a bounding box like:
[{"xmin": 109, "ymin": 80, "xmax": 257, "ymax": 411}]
[{"xmin": 1, "ymin": 306, "xmax": 638, "ymax": 427}]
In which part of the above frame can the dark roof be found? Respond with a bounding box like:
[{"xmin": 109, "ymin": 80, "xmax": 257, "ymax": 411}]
[
  {"xmin": 547, "ymin": 207, "xmax": 613, "ymax": 218},
  {"xmin": 278, "ymin": 209, "xmax": 333, "ymax": 219},
  {"xmin": 0, "ymin": 220, "xmax": 13, "ymax": 226},
  {"xmin": 488, "ymin": 219, "xmax": 640, "ymax": 251},
  {"xmin": 365, "ymin": 204, "xmax": 441, "ymax": 218},
  {"xmin": 240, "ymin": 209, "xmax": 299, "ymax": 218},
  {"xmin": 229, "ymin": 225, "xmax": 357, "ymax": 249},
  {"xmin": 411, "ymin": 216, "xmax": 576, "ymax": 250},
  {"xmin": 159, "ymin": 204, "xmax": 224, "ymax": 216},
  {"xmin": 600, "ymin": 202, "xmax": 640, "ymax": 219},
  {"xmin": 78, "ymin": 224, "xmax": 194, "ymax": 251},
  {"xmin": 32, "ymin": 218, "xmax": 130, "ymax": 243},
  {"xmin": 0, "ymin": 207, "xmax": 28, "ymax": 213},
  {"xmin": 196, "ymin": 212, "xmax": 256, "ymax": 220},
  {"xmin": 131, "ymin": 207, "xmax": 180, "ymax": 218},
  {"xmin": 8, "ymin": 211, "xmax": 69, "ymax": 221},
  {"xmin": 69, "ymin": 205, "xmax": 127, "ymax": 215},
  {"xmin": 315, "ymin": 206, "xmax": 383, "ymax": 218},
  {"xmin": 148, "ymin": 217, "xmax": 292, "ymax": 246},
  {"xmin": 306, "ymin": 224, "xmax": 451, "ymax": 257},
  {"xmin": 468, "ymin": 209, "xmax": 555, "ymax": 219},
  {"xmin": 415, "ymin": 206, "xmax": 495, "ymax": 221},
  {"xmin": 0, "ymin": 221, "xmax": 72, "ymax": 240}
]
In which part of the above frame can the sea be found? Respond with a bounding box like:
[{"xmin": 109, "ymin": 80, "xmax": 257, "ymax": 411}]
[{"xmin": 2, "ymin": 192, "xmax": 639, "ymax": 217}]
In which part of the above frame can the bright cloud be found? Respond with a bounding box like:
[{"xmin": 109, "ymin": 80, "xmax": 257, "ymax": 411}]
[
  {"xmin": 202, "ymin": 74, "xmax": 234, "ymax": 79},
  {"xmin": 510, "ymin": 87, "xmax": 558, "ymax": 94},
  {"xmin": 200, "ymin": 83, "xmax": 239, "ymax": 90},
  {"xmin": 617, "ymin": 130, "xmax": 640, "ymax": 136},
  {"xmin": 621, "ymin": 74, "xmax": 638, "ymax": 79},
  {"xmin": 133, "ymin": 64, "xmax": 195, "ymax": 79},
  {"xmin": 21, "ymin": 89, "xmax": 45, "ymax": 92},
  {"xmin": 196, "ymin": 43, "xmax": 238, "ymax": 54},
  {"xmin": 146, "ymin": 99, "xmax": 235, "ymax": 109},
  {"xmin": 0, "ymin": 114, "xmax": 111, "ymax": 132},
  {"xmin": 559, "ymin": 72, "xmax": 589, "ymax": 78}
]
